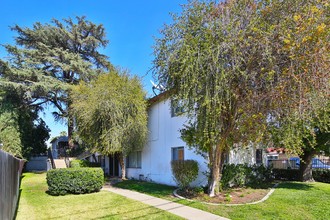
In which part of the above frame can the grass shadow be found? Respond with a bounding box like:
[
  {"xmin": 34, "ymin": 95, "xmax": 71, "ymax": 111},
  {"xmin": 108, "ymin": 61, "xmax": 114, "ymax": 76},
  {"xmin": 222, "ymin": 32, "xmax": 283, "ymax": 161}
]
[
  {"xmin": 245, "ymin": 182, "xmax": 275, "ymax": 189},
  {"xmin": 14, "ymin": 174, "xmax": 25, "ymax": 219},
  {"xmin": 14, "ymin": 189, "xmax": 22, "ymax": 219},
  {"xmin": 48, "ymin": 199, "xmax": 139, "ymax": 219},
  {"xmin": 276, "ymin": 182, "xmax": 314, "ymax": 191},
  {"xmin": 45, "ymin": 189, "xmax": 102, "ymax": 196},
  {"xmin": 92, "ymin": 204, "xmax": 167, "ymax": 220},
  {"xmin": 114, "ymin": 180, "xmax": 176, "ymax": 197}
]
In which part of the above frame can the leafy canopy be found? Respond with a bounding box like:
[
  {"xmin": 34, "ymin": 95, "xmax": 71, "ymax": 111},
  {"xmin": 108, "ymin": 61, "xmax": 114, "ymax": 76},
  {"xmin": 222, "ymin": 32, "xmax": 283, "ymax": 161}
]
[
  {"xmin": 0, "ymin": 88, "xmax": 49, "ymax": 158},
  {"xmin": 0, "ymin": 16, "xmax": 111, "ymax": 121},
  {"xmin": 71, "ymin": 69, "xmax": 148, "ymax": 156},
  {"xmin": 262, "ymin": 0, "xmax": 330, "ymax": 156},
  {"xmin": 152, "ymin": 0, "xmax": 329, "ymax": 192},
  {"xmin": 153, "ymin": 0, "xmax": 276, "ymax": 195}
]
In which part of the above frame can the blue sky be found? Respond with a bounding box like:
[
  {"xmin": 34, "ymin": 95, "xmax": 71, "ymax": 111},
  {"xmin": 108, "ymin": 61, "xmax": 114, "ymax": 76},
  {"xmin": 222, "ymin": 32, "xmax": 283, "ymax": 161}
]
[{"xmin": 0, "ymin": 0, "xmax": 187, "ymax": 142}]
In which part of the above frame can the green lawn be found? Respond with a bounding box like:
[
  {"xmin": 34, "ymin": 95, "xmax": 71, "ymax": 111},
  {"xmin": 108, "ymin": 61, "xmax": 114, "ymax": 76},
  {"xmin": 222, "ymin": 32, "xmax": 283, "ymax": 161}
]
[
  {"xmin": 115, "ymin": 180, "xmax": 330, "ymax": 220},
  {"xmin": 16, "ymin": 173, "xmax": 182, "ymax": 220}
]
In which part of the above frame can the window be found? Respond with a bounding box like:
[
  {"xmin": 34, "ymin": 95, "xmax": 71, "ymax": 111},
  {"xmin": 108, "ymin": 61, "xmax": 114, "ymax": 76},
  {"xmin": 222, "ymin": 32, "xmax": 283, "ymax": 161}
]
[
  {"xmin": 256, "ymin": 149, "xmax": 263, "ymax": 164},
  {"xmin": 267, "ymin": 155, "xmax": 279, "ymax": 160},
  {"xmin": 172, "ymin": 147, "xmax": 184, "ymax": 161},
  {"xmin": 126, "ymin": 151, "xmax": 141, "ymax": 168},
  {"xmin": 171, "ymin": 99, "xmax": 186, "ymax": 117}
]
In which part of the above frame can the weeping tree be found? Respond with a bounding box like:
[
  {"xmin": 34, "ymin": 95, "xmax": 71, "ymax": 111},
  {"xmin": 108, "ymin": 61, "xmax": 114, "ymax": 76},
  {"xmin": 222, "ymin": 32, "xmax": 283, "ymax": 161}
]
[
  {"xmin": 263, "ymin": 0, "xmax": 330, "ymax": 181},
  {"xmin": 70, "ymin": 70, "xmax": 148, "ymax": 179},
  {"xmin": 0, "ymin": 16, "xmax": 111, "ymax": 148},
  {"xmin": 153, "ymin": 0, "xmax": 330, "ymax": 192},
  {"xmin": 153, "ymin": 1, "xmax": 277, "ymax": 196}
]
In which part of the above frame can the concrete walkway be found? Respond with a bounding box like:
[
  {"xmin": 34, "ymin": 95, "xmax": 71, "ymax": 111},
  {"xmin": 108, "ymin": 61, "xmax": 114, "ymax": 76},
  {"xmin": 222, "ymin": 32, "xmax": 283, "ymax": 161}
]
[
  {"xmin": 102, "ymin": 186, "xmax": 229, "ymax": 220},
  {"xmin": 53, "ymin": 159, "xmax": 67, "ymax": 168}
]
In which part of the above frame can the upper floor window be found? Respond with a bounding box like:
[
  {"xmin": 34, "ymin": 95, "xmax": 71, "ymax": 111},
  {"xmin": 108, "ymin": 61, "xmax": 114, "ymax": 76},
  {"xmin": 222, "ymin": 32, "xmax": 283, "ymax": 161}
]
[
  {"xmin": 126, "ymin": 151, "xmax": 142, "ymax": 168},
  {"xmin": 171, "ymin": 99, "xmax": 186, "ymax": 117},
  {"xmin": 172, "ymin": 147, "xmax": 184, "ymax": 161}
]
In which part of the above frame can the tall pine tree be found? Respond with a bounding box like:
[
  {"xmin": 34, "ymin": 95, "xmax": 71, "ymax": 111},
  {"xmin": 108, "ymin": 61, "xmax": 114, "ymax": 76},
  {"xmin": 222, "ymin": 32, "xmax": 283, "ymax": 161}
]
[{"xmin": 0, "ymin": 16, "xmax": 112, "ymax": 147}]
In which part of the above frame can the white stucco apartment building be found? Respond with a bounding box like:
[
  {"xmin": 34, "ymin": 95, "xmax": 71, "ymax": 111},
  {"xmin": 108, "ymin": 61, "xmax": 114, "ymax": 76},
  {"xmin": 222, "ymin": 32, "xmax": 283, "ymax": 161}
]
[{"xmin": 124, "ymin": 92, "xmax": 267, "ymax": 186}]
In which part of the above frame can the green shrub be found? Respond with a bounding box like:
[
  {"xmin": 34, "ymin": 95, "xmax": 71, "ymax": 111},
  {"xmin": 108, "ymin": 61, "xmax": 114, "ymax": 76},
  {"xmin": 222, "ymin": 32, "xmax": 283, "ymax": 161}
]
[
  {"xmin": 70, "ymin": 159, "xmax": 100, "ymax": 168},
  {"xmin": 221, "ymin": 164, "xmax": 246, "ymax": 189},
  {"xmin": 193, "ymin": 186, "xmax": 204, "ymax": 194},
  {"xmin": 272, "ymin": 168, "xmax": 300, "ymax": 181},
  {"xmin": 46, "ymin": 168, "xmax": 104, "ymax": 195},
  {"xmin": 221, "ymin": 164, "xmax": 272, "ymax": 189},
  {"xmin": 272, "ymin": 168, "xmax": 330, "ymax": 182},
  {"xmin": 70, "ymin": 159, "xmax": 89, "ymax": 168},
  {"xmin": 247, "ymin": 164, "xmax": 273, "ymax": 185},
  {"xmin": 313, "ymin": 169, "xmax": 330, "ymax": 183},
  {"xmin": 171, "ymin": 160, "xmax": 199, "ymax": 189}
]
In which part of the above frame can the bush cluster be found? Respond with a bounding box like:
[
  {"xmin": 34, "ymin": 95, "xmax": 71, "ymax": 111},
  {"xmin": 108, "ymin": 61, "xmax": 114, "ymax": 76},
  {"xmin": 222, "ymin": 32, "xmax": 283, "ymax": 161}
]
[
  {"xmin": 171, "ymin": 160, "xmax": 199, "ymax": 189},
  {"xmin": 272, "ymin": 168, "xmax": 330, "ymax": 183},
  {"xmin": 313, "ymin": 169, "xmax": 330, "ymax": 183},
  {"xmin": 221, "ymin": 164, "xmax": 272, "ymax": 189},
  {"xmin": 70, "ymin": 159, "xmax": 100, "ymax": 168},
  {"xmin": 272, "ymin": 168, "xmax": 300, "ymax": 181},
  {"xmin": 46, "ymin": 168, "xmax": 104, "ymax": 195}
]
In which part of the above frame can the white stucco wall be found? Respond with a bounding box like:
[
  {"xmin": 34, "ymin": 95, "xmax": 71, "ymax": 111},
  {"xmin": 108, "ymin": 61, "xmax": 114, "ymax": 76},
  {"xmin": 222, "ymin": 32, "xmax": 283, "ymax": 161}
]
[
  {"xmin": 229, "ymin": 144, "xmax": 268, "ymax": 166},
  {"xmin": 126, "ymin": 96, "xmax": 269, "ymax": 187},
  {"xmin": 126, "ymin": 99, "xmax": 209, "ymax": 187}
]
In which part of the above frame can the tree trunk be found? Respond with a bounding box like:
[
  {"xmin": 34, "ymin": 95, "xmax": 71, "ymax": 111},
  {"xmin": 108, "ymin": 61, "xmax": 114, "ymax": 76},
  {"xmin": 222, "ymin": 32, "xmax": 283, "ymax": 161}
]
[
  {"xmin": 118, "ymin": 152, "xmax": 126, "ymax": 180},
  {"xmin": 68, "ymin": 115, "xmax": 74, "ymax": 149},
  {"xmin": 208, "ymin": 143, "xmax": 223, "ymax": 197},
  {"xmin": 300, "ymin": 151, "xmax": 315, "ymax": 182}
]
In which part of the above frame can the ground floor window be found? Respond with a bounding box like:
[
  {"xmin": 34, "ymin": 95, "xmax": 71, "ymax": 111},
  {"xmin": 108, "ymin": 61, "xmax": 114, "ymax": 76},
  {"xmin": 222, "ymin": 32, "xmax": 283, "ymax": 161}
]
[
  {"xmin": 126, "ymin": 151, "xmax": 141, "ymax": 168},
  {"xmin": 172, "ymin": 147, "xmax": 184, "ymax": 161}
]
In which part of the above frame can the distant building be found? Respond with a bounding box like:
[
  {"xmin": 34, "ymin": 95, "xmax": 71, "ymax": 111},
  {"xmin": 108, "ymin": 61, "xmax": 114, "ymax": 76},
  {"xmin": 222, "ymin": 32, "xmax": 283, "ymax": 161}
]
[{"xmin": 50, "ymin": 136, "xmax": 68, "ymax": 159}]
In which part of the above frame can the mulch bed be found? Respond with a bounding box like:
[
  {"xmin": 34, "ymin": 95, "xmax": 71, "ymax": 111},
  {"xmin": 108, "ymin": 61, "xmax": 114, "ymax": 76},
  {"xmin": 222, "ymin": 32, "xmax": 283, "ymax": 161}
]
[{"xmin": 177, "ymin": 186, "xmax": 272, "ymax": 204}]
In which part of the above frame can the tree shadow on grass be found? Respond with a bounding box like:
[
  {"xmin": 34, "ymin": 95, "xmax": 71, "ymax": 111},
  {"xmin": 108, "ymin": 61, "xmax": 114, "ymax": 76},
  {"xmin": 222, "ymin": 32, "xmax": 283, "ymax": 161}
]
[
  {"xmin": 14, "ymin": 174, "xmax": 26, "ymax": 219},
  {"xmin": 276, "ymin": 182, "xmax": 314, "ymax": 191},
  {"xmin": 114, "ymin": 180, "xmax": 176, "ymax": 197},
  {"xmin": 46, "ymin": 198, "xmax": 184, "ymax": 220},
  {"xmin": 93, "ymin": 198, "xmax": 195, "ymax": 220},
  {"xmin": 45, "ymin": 188, "xmax": 103, "ymax": 196}
]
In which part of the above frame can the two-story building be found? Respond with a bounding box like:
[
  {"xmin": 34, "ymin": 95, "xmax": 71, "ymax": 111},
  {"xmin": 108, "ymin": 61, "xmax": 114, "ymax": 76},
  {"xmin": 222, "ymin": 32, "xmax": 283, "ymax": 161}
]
[{"xmin": 123, "ymin": 92, "xmax": 267, "ymax": 186}]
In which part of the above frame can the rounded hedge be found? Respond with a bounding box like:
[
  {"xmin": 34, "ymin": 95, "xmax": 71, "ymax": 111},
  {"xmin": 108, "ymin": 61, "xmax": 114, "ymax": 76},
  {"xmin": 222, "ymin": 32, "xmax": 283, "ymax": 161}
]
[
  {"xmin": 313, "ymin": 169, "xmax": 330, "ymax": 183},
  {"xmin": 46, "ymin": 167, "xmax": 104, "ymax": 195},
  {"xmin": 171, "ymin": 160, "xmax": 199, "ymax": 189}
]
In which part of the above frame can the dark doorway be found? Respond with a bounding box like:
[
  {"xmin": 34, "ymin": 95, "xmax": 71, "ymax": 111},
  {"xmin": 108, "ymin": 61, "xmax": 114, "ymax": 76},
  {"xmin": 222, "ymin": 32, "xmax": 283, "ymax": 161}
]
[
  {"xmin": 109, "ymin": 153, "xmax": 119, "ymax": 176},
  {"xmin": 256, "ymin": 149, "xmax": 263, "ymax": 164}
]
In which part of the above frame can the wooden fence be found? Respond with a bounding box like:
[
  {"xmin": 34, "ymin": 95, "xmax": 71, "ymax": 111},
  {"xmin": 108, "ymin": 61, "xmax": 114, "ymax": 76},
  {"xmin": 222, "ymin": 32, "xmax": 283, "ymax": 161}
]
[{"xmin": 0, "ymin": 150, "xmax": 25, "ymax": 220}]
